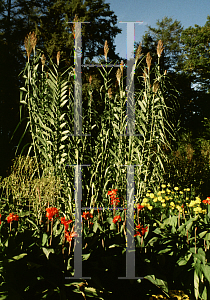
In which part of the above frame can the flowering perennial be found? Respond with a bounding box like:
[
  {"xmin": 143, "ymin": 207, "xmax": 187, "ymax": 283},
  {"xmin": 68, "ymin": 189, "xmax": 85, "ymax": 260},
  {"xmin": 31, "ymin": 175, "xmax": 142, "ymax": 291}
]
[
  {"xmin": 202, "ymin": 197, "xmax": 210, "ymax": 204},
  {"xmin": 107, "ymin": 189, "xmax": 120, "ymax": 206},
  {"xmin": 82, "ymin": 212, "xmax": 93, "ymax": 220},
  {"xmin": 134, "ymin": 224, "xmax": 148, "ymax": 237},
  {"xmin": 113, "ymin": 215, "xmax": 121, "ymax": 224},
  {"xmin": 46, "ymin": 207, "xmax": 59, "ymax": 221},
  {"xmin": 7, "ymin": 213, "xmax": 19, "ymax": 223}
]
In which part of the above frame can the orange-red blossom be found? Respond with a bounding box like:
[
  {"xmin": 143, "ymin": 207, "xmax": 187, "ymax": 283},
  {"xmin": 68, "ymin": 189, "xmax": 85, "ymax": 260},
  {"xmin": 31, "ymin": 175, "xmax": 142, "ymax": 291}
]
[
  {"xmin": 203, "ymin": 197, "xmax": 210, "ymax": 204},
  {"xmin": 7, "ymin": 213, "xmax": 19, "ymax": 223},
  {"xmin": 134, "ymin": 224, "xmax": 148, "ymax": 237}
]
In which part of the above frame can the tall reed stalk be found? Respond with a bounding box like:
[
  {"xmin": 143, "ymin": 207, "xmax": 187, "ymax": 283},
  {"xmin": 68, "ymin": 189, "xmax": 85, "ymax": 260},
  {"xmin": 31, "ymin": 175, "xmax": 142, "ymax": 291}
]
[{"xmin": 11, "ymin": 36, "xmax": 178, "ymax": 217}]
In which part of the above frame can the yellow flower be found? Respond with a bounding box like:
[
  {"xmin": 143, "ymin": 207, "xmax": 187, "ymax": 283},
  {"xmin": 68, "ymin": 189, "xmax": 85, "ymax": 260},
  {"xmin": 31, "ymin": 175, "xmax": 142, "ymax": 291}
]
[
  {"xmin": 202, "ymin": 209, "xmax": 207, "ymax": 214},
  {"xmin": 153, "ymin": 199, "xmax": 157, "ymax": 202},
  {"xmin": 189, "ymin": 201, "xmax": 195, "ymax": 207},
  {"xmin": 160, "ymin": 199, "xmax": 165, "ymax": 203},
  {"xmin": 166, "ymin": 189, "xmax": 171, "ymax": 193},
  {"xmin": 157, "ymin": 191, "xmax": 162, "ymax": 196},
  {"xmin": 194, "ymin": 207, "xmax": 202, "ymax": 213},
  {"xmin": 195, "ymin": 199, "xmax": 201, "ymax": 204},
  {"xmin": 165, "ymin": 196, "xmax": 169, "ymax": 200},
  {"xmin": 148, "ymin": 206, "xmax": 153, "ymax": 210},
  {"xmin": 146, "ymin": 193, "xmax": 150, "ymax": 197},
  {"xmin": 161, "ymin": 184, "xmax": 166, "ymax": 188},
  {"xmin": 150, "ymin": 193, "xmax": 155, "ymax": 198},
  {"xmin": 170, "ymin": 202, "xmax": 175, "ymax": 206},
  {"xmin": 161, "ymin": 190, "xmax": 165, "ymax": 193},
  {"xmin": 167, "ymin": 183, "xmax": 171, "ymax": 187},
  {"xmin": 174, "ymin": 187, "xmax": 179, "ymax": 191},
  {"xmin": 171, "ymin": 191, "xmax": 175, "ymax": 194},
  {"xmin": 158, "ymin": 196, "xmax": 162, "ymax": 201},
  {"xmin": 195, "ymin": 197, "xmax": 201, "ymax": 203},
  {"xmin": 186, "ymin": 197, "xmax": 189, "ymax": 200},
  {"xmin": 143, "ymin": 198, "xmax": 148, "ymax": 202},
  {"xmin": 186, "ymin": 188, "xmax": 190, "ymax": 191},
  {"xmin": 147, "ymin": 190, "xmax": 151, "ymax": 193},
  {"xmin": 162, "ymin": 203, "xmax": 166, "ymax": 207},
  {"xmin": 179, "ymin": 191, "xmax": 183, "ymax": 194}
]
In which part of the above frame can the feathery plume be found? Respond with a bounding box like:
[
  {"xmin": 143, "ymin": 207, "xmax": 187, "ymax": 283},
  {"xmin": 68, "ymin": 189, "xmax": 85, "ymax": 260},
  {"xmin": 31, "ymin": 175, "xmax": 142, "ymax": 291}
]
[
  {"xmin": 41, "ymin": 54, "xmax": 46, "ymax": 71},
  {"xmin": 120, "ymin": 60, "xmax": 124, "ymax": 75},
  {"xmin": 104, "ymin": 40, "xmax": 109, "ymax": 62},
  {"xmin": 24, "ymin": 31, "xmax": 37, "ymax": 62},
  {"xmin": 143, "ymin": 68, "xmax": 147, "ymax": 82},
  {"xmin": 57, "ymin": 51, "xmax": 60, "ymax": 66},
  {"xmin": 108, "ymin": 88, "xmax": 112, "ymax": 98},
  {"xmin": 153, "ymin": 80, "xmax": 159, "ymax": 94},
  {"xmin": 72, "ymin": 14, "xmax": 79, "ymax": 40},
  {"xmin": 89, "ymin": 75, "xmax": 92, "ymax": 85},
  {"xmin": 135, "ymin": 43, "xmax": 142, "ymax": 61},
  {"xmin": 157, "ymin": 40, "xmax": 164, "ymax": 58},
  {"xmin": 116, "ymin": 68, "xmax": 121, "ymax": 86},
  {"xmin": 146, "ymin": 52, "xmax": 152, "ymax": 71}
]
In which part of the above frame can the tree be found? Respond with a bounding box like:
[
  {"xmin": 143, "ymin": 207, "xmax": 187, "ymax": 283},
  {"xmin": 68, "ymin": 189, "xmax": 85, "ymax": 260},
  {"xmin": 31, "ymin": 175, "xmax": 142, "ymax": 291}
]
[
  {"xmin": 139, "ymin": 17, "xmax": 184, "ymax": 73},
  {"xmin": 133, "ymin": 16, "xmax": 210, "ymax": 135},
  {"xmin": 181, "ymin": 15, "xmax": 210, "ymax": 93}
]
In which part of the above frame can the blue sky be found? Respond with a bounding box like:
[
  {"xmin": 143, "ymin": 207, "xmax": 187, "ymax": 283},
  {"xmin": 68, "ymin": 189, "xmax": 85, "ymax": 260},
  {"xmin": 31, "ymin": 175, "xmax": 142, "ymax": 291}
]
[{"xmin": 105, "ymin": 0, "xmax": 210, "ymax": 61}]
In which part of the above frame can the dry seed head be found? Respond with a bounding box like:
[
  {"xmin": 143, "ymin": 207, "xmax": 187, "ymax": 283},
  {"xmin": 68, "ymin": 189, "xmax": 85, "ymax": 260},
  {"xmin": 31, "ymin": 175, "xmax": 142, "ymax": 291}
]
[
  {"xmin": 89, "ymin": 75, "xmax": 92, "ymax": 85},
  {"xmin": 164, "ymin": 70, "xmax": 167, "ymax": 75},
  {"xmin": 71, "ymin": 14, "xmax": 79, "ymax": 40},
  {"xmin": 24, "ymin": 31, "xmax": 37, "ymax": 62},
  {"xmin": 104, "ymin": 40, "xmax": 109, "ymax": 62},
  {"xmin": 146, "ymin": 52, "xmax": 152, "ymax": 71},
  {"xmin": 57, "ymin": 51, "xmax": 60, "ymax": 66},
  {"xmin": 143, "ymin": 68, "xmax": 147, "ymax": 82},
  {"xmin": 120, "ymin": 60, "xmax": 124, "ymax": 75},
  {"xmin": 135, "ymin": 43, "xmax": 142, "ymax": 61},
  {"xmin": 116, "ymin": 68, "xmax": 121, "ymax": 86},
  {"xmin": 41, "ymin": 54, "xmax": 46, "ymax": 71},
  {"xmin": 157, "ymin": 40, "xmax": 164, "ymax": 58},
  {"xmin": 108, "ymin": 88, "xmax": 112, "ymax": 98},
  {"xmin": 153, "ymin": 80, "xmax": 159, "ymax": 94}
]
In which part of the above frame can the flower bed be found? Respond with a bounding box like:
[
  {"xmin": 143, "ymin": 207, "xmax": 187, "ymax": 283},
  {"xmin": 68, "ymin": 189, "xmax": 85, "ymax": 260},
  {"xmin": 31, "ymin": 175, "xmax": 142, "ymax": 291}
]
[{"xmin": 1, "ymin": 185, "xmax": 210, "ymax": 299}]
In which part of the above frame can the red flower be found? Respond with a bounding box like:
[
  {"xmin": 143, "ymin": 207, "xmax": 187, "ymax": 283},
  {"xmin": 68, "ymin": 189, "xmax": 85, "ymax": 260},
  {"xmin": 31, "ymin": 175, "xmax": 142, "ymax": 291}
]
[
  {"xmin": 202, "ymin": 197, "xmax": 210, "ymax": 204},
  {"xmin": 108, "ymin": 189, "xmax": 120, "ymax": 206},
  {"xmin": 7, "ymin": 213, "xmax": 19, "ymax": 223},
  {"xmin": 61, "ymin": 217, "xmax": 72, "ymax": 231},
  {"xmin": 107, "ymin": 189, "xmax": 118, "ymax": 197},
  {"xmin": 110, "ymin": 198, "xmax": 120, "ymax": 206},
  {"xmin": 65, "ymin": 231, "xmax": 77, "ymax": 242},
  {"xmin": 113, "ymin": 215, "xmax": 122, "ymax": 224},
  {"xmin": 134, "ymin": 224, "xmax": 148, "ymax": 237},
  {"xmin": 137, "ymin": 204, "xmax": 144, "ymax": 211},
  {"xmin": 82, "ymin": 212, "xmax": 93, "ymax": 220},
  {"xmin": 46, "ymin": 207, "xmax": 59, "ymax": 221}
]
